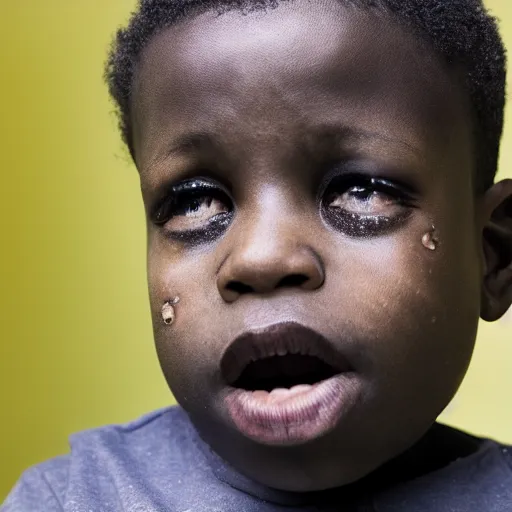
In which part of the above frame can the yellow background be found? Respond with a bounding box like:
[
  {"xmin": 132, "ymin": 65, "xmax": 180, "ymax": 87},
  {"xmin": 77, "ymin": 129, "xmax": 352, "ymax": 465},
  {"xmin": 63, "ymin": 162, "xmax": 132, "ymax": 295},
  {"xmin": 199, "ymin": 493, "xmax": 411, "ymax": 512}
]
[{"xmin": 0, "ymin": 0, "xmax": 511, "ymax": 501}]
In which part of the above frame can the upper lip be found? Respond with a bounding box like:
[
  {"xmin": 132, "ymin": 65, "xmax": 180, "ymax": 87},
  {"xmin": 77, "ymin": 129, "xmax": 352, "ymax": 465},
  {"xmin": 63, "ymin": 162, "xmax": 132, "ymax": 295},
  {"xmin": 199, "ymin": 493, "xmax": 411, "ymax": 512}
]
[{"xmin": 220, "ymin": 321, "xmax": 352, "ymax": 386}]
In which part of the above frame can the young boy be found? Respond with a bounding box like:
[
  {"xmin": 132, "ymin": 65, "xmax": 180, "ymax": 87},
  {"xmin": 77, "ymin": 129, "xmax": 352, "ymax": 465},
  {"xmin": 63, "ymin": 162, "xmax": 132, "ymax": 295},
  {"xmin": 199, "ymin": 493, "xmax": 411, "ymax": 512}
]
[{"xmin": 4, "ymin": 0, "xmax": 512, "ymax": 510}]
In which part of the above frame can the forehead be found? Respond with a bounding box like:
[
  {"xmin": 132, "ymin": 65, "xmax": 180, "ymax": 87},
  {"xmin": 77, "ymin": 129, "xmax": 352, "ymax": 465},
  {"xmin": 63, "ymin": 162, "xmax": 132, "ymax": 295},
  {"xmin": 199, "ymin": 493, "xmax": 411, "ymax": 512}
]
[{"xmin": 131, "ymin": 0, "xmax": 472, "ymax": 181}]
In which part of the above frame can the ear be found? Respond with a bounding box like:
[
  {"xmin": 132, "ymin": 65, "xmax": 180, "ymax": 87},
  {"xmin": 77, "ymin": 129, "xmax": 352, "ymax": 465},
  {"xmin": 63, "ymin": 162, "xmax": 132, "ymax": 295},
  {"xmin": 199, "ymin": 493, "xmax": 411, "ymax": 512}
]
[{"xmin": 480, "ymin": 179, "xmax": 512, "ymax": 322}]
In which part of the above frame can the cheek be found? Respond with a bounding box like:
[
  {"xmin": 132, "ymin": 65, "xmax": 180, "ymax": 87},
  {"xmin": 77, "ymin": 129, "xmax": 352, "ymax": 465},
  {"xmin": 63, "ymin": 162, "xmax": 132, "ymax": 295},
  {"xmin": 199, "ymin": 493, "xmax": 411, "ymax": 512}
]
[
  {"xmin": 147, "ymin": 240, "xmax": 223, "ymax": 401},
  {"xmin": 344, "ymin": 221, "xmax": 480, "ymax": 393}
]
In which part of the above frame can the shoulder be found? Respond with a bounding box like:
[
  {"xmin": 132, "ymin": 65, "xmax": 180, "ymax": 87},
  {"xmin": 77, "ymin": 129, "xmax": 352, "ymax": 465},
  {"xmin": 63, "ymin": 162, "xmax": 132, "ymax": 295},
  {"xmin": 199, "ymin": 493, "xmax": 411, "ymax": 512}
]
[
  {"xmin": 2, "ymin": 456, "xmax": 70, "ymax": 511},
  {"xmin": 431, "ymin": 425, "xmax": 512, "ymax": 506},
  {"xmin": 3, "ymin": 406, "xmax": 187, "ymax": 511},
  {"xmin": 379, "ymin": 424, "xmax": 512, "ymax": 512},
  {"xmin": 66, "ymin": 405, "xmax": 187, "ymax": 451},
  {"xmin": 500, "ymin": 444, "xmax": 512, "ymax": 470}
]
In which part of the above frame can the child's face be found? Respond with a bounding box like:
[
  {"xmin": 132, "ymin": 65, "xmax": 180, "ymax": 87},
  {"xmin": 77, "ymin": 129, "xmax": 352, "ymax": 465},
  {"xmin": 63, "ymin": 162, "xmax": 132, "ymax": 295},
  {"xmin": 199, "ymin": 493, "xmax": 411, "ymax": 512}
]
[{"xmin": 132, "ymin": 0, "xmax": 491, "ymax": 491}]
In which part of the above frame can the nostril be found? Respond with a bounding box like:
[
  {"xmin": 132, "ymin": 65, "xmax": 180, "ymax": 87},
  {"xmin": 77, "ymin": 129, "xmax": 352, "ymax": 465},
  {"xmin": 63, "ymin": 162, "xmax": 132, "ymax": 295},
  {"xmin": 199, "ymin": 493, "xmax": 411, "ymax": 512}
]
[
  {"xmin": 225, "ymin": 274, "xmax": 309, "ymax": 295},
  {"xmin": 226, "ymin": 281, "xmax": 254, "ymax": 295},
  {"xmin": 277, "ymin": 274, "xmax": 309, "ymax": 288}
]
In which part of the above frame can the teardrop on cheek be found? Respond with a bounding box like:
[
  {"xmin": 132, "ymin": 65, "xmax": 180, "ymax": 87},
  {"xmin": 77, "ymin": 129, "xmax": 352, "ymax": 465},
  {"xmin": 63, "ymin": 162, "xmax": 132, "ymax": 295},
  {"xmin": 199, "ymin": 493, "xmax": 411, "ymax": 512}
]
[
  {"xmin": 161, "ymin": 297, "xmax": 180, "ymax": 325},
  {"xmin": 422, "ymin": 226, "xmax": 439, "ymax": 251}
]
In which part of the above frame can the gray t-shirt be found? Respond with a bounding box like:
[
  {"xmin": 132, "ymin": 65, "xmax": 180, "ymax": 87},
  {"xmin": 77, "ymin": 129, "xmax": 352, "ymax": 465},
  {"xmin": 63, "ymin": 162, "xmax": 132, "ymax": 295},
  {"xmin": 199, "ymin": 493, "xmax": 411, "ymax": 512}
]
[{"xmin": 3, "ymin": 406, "xmax": 512, "ymax": 511}]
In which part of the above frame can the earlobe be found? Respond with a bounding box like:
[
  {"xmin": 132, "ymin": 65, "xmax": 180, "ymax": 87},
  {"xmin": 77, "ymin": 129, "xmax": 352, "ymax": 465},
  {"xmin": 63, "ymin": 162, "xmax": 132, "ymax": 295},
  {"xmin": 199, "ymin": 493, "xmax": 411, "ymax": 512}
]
[{"xmin": 480, "ymin": 179, "xmax": 512, "ymax": 322}]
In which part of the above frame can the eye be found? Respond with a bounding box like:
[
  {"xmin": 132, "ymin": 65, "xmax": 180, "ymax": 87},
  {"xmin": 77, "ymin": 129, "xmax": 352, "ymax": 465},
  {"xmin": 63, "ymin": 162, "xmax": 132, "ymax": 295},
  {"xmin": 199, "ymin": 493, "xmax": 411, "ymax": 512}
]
[
  {"xmin": 326, "ymin": 179, "xmax": 404, "ymax": 216},
  {"xmin": 162, "ymin": 195, "xmax": 229, "ymax": 231},
  {"xmin": 321, "ymin": 173, "xmax": 415, "ymax": 237},
  {"xmin": 152, "ymin": 179, "xmax": 233, "ymax": 243}
]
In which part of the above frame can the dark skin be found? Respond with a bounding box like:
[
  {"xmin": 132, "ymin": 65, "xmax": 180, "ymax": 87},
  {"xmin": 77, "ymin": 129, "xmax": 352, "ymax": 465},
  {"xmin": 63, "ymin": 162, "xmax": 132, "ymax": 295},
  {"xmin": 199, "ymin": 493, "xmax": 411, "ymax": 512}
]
[{"xmin": 130, "ymin": 0, "xmax": 512, "ymax": 493}]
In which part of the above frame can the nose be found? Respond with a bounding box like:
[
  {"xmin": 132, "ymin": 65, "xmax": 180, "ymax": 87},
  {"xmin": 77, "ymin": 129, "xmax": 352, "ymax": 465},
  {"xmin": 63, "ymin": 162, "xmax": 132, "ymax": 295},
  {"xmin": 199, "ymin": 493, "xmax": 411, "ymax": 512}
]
[{"xmin": 217, "ymin": 196, "xmax": 325, "ymax": 302}]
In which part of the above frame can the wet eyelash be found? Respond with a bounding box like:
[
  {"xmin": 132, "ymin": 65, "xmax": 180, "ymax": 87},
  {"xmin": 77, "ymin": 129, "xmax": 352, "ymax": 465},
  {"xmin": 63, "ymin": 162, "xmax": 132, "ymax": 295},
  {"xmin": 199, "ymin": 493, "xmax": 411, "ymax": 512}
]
[
  {"xmin": 323, "ymin": 173, "xmax": 416, "ymax": 204},
  {"xmin": 151, "ymin": 179, "xmax": 230, "ymax": 225}
]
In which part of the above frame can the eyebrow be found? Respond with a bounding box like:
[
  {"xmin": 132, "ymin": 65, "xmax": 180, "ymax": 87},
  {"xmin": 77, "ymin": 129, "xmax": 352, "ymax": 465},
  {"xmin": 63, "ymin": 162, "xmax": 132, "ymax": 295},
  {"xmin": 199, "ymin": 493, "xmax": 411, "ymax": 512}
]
[
  {"xmin": 308, "ymin": 124, "xmax": 421, "ymax": 158},
  {"xmin": 166, "ymin": 131, "xmax": 219, "ymax": 157},
  {"xmin": 163, "ymin": 125, "xmax": 421, "ymax": 161}
]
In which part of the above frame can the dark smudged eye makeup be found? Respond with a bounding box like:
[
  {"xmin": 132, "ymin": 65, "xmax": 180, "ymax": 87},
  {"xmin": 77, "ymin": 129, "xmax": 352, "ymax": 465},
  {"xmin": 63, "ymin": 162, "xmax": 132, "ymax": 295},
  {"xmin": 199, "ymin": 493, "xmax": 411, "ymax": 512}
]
[
  {"xmin": 321, "ymin": 173, "xmax": 416, "ymax": 237},
  {"xmin": 151, "ymin": 178, "xmax": 234, "ymax": 244},
  {"xmin": 151, "ymin": 169, "xmax": 416, "ymax": 245}
]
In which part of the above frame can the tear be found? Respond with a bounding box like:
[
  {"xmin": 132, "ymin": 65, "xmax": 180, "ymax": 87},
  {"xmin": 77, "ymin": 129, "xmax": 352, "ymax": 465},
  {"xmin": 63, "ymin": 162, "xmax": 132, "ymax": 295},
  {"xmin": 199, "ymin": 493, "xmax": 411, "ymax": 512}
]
[{"xmin": 422, "ymin": 225, "xmax": 439, "ymax": 251}]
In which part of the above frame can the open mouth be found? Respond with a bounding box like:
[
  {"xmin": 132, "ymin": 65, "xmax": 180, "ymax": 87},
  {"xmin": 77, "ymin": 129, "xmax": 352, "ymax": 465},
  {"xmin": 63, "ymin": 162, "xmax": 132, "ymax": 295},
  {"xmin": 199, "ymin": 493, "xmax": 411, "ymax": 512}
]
[
  {"xmin": 233, "ymin": 354, "xmax": 340, "ymax": 391},
  {"xmin": 221, "ymin": 322, "xmax": 351, "ymax": 391},
  {"xmin": 220, "ymin": 322, "xmax": 357, "ymax": 445}
]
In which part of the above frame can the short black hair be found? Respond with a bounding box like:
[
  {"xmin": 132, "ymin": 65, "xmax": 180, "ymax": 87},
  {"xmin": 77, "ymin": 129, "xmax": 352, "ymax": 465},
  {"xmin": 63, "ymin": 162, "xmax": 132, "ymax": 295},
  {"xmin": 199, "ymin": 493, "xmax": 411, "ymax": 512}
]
[{"xmin": 105, "ymin": 0, "xmax": 507, "ymax": 191}]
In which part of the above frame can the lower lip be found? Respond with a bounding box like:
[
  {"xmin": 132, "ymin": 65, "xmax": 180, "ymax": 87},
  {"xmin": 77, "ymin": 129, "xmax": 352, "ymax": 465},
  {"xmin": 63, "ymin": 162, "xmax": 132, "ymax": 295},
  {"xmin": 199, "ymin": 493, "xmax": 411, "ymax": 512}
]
[{"xmin": 223, "ymin": 374, "xmax": 360, "ymax": 446}]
